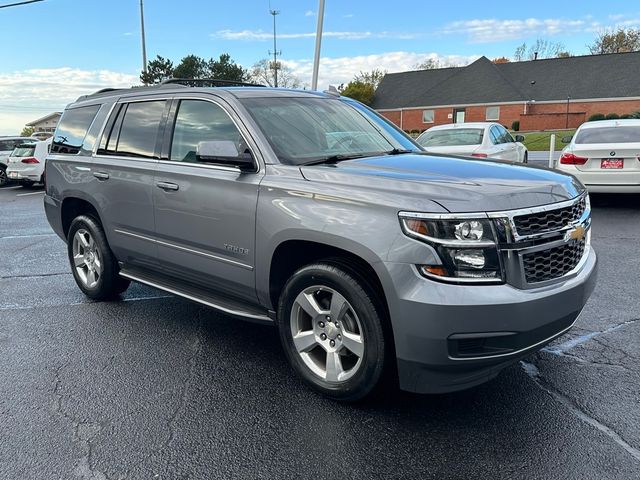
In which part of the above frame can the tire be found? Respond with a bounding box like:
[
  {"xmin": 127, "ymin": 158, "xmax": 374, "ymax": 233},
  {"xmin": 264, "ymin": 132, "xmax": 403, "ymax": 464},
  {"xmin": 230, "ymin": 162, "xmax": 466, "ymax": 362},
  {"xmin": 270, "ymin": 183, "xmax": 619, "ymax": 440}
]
[
  {"xmin": 277, "ymin": 262, "xmax": 387, "ymax": 402},
  {"xmin": 523, "ymin": 152, "xmax": 528, "ymax": 164},
  {"xmin": 0, "ymin": 166, "xmax": 6, "ymax": 187},
  {"xmin": 67, "ymin": 215, "xmax": 130, "ymax": 300},
  {"xmin": 21, "ymin": 181, "xmax": 34, "ymax": 188}
]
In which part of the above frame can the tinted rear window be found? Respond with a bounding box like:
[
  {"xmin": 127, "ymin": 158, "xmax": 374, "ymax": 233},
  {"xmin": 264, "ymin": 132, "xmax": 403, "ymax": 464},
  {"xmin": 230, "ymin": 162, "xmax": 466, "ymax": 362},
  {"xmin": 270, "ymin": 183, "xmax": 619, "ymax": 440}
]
[
  {"xmin": 418, "ymin": 129, "xmax": 484, "ymax": 147},
  {"xmin": 103, "ymin": 101, "xmax": 166, "ymax": 159},
  {"xmin": 12, "ymin": 145, "xmax": 36, "ymax": 157},
  {"xmin": 52, "ymin": 105, "xmax": 100, "ymax": 154},
  {"xmin": 575, "ymin": 126, "xmax": 640, "ymax": 144}
]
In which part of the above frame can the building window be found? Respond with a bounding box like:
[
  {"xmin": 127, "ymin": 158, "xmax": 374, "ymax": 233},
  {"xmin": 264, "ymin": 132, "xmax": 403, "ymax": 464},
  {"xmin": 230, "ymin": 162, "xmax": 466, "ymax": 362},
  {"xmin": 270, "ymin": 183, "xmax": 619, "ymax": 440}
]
[
  {"xmin": 486, "ymin": 106, "xmax": 500, "ymax": 121},
  {"xmin": 422, "ymin": 109, "xmax": 434, "ymax": 123}
]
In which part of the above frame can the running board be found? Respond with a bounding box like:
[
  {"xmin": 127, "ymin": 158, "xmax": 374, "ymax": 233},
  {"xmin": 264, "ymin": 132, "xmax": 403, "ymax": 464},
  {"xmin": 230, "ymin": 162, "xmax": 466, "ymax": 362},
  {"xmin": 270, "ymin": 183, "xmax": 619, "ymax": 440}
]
[{"xmin": 119, "ymin": 268, "xmax": 273, "ymax": 325}]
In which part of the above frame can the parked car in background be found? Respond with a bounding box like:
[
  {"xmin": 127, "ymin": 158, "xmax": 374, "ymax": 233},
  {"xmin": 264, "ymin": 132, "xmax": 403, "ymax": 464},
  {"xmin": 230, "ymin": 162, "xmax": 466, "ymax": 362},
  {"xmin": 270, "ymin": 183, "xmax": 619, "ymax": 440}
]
[
  {"xmin": 0, "ymin": 136, "xmax": 37, "ymax": 186},
  {"xmin": 416, "ymin": 122, "xmax": 528, "ymax": 163},
  {"xmin": 558, "ymin": 119, "xmax": 640, "ymax": 193},
  {"xmin": 5, "ymin": 138, "xmax": 51, "ymax": 187}
]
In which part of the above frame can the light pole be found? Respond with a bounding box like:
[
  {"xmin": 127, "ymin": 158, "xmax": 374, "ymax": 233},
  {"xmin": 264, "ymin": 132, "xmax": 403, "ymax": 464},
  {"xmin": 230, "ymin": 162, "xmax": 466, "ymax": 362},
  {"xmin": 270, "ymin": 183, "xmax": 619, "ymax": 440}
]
[
  {"xmin": 311, "ymin": 0, "xmax": 325, "ymax": 90},
  {"xmin": 140, "ymin": 0, "xmax": 148, "ymax": 81},
  {"xmin": 269, "ymin": 9, "xmax": 281, "ymax": 87}
]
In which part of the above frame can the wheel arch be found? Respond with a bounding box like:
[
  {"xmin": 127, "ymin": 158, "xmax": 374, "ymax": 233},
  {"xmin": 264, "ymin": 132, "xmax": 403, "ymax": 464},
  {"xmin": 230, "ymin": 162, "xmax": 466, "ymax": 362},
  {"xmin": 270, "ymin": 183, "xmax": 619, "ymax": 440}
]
[{"xmin": 60, "ymin": 195, "xmax": 103, "ymax": 239}]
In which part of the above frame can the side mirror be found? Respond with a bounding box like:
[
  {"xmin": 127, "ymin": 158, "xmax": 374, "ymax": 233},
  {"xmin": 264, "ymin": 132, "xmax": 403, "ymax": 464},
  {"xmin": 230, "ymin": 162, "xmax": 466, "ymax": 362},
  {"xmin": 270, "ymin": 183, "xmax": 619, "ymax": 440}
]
[
  {"xmin": 514, "ymin": 134, "xmax": 525, "ymax": 142},
  {"xmin": 196, "ymin": 140, "xmax": 255, "ymax": 171},
  {"xmin": 561, "ymin": 135, "xmax": 573, "ymax": 144}
]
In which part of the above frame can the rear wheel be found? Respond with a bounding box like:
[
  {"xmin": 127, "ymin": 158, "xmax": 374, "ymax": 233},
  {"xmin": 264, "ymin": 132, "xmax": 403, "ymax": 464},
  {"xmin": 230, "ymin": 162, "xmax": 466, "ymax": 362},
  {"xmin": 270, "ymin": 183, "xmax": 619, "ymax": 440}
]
[
  {"xmin": 523, "ymin": 152, "xmax": 528, "ymax": 163},
  {"xmin": 277, "ymin": 262, "xmax": 387, "ymax": 401},
  {"xmin": 0, "ymin": 167, "xmax": 6, "ymax": 187},
  {"xmin": 67, "ymin": 215, "xmax": 130, "ymax": 300},
  {"xmin": 21, "ymin": 180, "xmax": 34, "ymax": 188}
]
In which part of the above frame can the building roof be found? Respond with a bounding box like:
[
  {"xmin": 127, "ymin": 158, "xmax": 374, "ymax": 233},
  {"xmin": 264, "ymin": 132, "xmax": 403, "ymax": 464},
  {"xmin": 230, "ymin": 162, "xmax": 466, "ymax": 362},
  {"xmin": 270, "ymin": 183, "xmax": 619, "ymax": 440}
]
[
  {"xmin": 26, "ymin": 112, "xmax": 62, "ymax": 126},
  {"xmin": 372, "ymin": 51, "xmax": 640, "ymax": 110}
]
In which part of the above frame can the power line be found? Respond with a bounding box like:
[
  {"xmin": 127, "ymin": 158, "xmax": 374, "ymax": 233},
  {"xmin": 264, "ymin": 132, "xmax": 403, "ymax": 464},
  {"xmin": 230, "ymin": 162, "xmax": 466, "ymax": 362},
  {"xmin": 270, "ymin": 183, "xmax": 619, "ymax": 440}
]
[{"xmin": 0, "ymin": 0, "xmax": 44, "ymax": 9}]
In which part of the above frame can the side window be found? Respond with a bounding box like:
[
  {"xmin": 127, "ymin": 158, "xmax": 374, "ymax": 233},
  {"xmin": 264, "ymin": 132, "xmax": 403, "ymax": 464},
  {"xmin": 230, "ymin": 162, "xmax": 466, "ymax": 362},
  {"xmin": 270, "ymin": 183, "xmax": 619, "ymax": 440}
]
[
  {"xmin": 169, "ymin": 100, "xmax": 243, "ymax": 163},
  {"xmin": 100, "ymin": 101, "xmax": 166, "ymax": 158},
  {"xmin": 489, "ymin": 126, "xmax": 501, "ymax": 144},
  {"xmin": 51, "ymin": 105, "xmax": 100, "ymax": 154},
  {"xmin": 498, "ymin": 125, "xmax": 514, "ymax": 143}
]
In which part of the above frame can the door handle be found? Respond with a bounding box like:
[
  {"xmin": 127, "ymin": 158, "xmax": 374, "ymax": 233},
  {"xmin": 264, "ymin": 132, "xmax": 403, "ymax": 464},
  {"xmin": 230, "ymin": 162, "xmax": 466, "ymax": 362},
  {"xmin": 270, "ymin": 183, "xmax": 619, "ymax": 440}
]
[
  {"xmin": 93, "ymin": 171, "xmax": 110, "ymax": 180},
  {"xmin": 156, "ymin": 181, "xmax": 179, "ymax": 191}
]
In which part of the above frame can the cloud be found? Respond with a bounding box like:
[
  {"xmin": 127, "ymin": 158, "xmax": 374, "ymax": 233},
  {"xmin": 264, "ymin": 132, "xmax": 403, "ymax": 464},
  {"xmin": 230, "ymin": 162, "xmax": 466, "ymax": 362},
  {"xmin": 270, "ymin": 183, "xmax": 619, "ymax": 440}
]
[
  {"xmin": 0, "ymin": 68, "xmax": 138, "ymax": 135},
  {"xmin": 212, "ymin": 29, "xmax": 423, "ymax": 41},
  {"xmin": 123, "ymin": 32, "xmax": 134, "ymax": 36},
  {"xmin": 304, "ymin": 10, "xmax": 314, "ymax": 17},
  {"xmin": 283, "ymin": 51, "xmax": 478, "ymax": 90},
  {"xmin": 442, "ymin": 18, "xmax": 594, "ymax": 43}
]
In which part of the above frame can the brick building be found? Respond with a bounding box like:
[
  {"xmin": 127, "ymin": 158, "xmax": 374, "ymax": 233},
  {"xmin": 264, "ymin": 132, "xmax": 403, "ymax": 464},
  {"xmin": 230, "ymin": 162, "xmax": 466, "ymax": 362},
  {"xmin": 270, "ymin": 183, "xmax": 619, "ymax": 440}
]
[{"xmin": 372, "ymin": 52, "xmax": 640, "ymax": 132}]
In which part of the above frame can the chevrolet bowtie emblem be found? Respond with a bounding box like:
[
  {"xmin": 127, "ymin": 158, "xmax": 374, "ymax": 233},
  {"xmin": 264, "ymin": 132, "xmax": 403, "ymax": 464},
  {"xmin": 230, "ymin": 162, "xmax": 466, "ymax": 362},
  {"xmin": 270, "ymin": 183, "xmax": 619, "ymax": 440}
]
[{"xmin": 565, "ymin": 225, "xmax": 586, "ymax": 242}]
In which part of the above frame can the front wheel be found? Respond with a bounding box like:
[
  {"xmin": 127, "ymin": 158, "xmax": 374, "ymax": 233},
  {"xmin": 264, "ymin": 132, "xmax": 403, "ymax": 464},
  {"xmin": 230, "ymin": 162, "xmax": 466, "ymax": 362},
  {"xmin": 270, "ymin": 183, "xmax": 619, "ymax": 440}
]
[
  {"xmin": 67, "ymin": 215, "xmax": 130, "ymax": 300},
  {"xmin": 0, "ymin": 167, "xmax": 7, "ymax": 187},
  {"xmin": 277, "ymin": 262, "xmax": 387, "ymax": 401}
]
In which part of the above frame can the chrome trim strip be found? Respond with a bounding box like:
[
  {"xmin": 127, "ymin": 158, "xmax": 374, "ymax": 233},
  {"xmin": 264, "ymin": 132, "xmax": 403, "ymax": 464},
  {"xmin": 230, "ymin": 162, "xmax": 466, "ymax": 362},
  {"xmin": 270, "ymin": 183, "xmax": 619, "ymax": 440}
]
[
  {"xmin": 94, "ymin": 154, "xmax": 159, "ymax": 164},
  {"xmin": 113, "ymin": 229, "xmax": 253, "ymax": 270},
  {"xmin": 485, "ymin": 194, "xmax": 587, "ymax": 219},
  {"xmin": 399, "ymin": 211, "xmax": 489, "ymax": 220},
  {"xmin": 157, "ymin": 159, "xmax": 241, "ymax": 173},
  {"xmin": 448, "ymin": 315, "xmax": 578, "ymax": 362},
  {"xmin": 119, "ymin": 271, "xmax": 271, "ymax": 322}
]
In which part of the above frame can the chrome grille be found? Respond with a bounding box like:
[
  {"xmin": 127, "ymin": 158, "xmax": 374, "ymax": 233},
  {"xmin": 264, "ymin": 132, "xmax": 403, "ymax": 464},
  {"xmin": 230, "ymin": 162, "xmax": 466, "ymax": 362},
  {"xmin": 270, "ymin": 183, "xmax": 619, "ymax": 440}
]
[
  {"xmin": 522, "ymin": 239, "xmax": 586, "ymax": 283},
  {"xmin": 513, "ymin": 197, "xmax": 586, "ymax": 237}
]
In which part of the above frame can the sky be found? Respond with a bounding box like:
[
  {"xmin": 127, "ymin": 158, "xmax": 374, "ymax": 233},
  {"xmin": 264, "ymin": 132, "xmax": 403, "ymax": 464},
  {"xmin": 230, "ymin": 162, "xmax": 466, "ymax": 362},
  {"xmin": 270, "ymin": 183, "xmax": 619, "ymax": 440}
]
[{"xmin": 1, "ymin": 0, "xmax": 639, "ymax": 134}]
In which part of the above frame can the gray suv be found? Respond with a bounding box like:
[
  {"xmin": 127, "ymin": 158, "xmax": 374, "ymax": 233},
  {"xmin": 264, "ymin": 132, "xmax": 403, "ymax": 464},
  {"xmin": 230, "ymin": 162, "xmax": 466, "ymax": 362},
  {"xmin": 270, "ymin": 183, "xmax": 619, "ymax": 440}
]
[{"xmin": 44, "ymin": 82, "xmax": 597, "ymax": 401}]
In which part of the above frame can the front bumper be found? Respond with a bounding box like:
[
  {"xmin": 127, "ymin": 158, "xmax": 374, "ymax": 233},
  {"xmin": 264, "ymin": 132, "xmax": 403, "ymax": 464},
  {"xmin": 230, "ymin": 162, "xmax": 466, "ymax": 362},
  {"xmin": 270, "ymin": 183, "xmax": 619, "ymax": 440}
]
[{"xmin": 386, "ymin": 247, "xmax": 597, "ymax": 394}]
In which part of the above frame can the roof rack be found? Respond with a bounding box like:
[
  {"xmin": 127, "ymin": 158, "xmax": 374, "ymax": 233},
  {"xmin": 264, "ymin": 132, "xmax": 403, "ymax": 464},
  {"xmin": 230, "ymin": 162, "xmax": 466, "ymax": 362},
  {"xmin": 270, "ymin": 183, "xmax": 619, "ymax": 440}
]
[{"xmin": 159, "ymin": 78, "xmax": 265, "ymax": 87}]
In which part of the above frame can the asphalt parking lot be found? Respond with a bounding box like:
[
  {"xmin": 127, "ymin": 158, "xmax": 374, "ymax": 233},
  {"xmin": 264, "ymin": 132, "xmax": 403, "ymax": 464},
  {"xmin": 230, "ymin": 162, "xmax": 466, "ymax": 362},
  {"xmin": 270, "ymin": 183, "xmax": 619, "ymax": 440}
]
[{"xmin": 1, "ymin": 183, "xmax": 639, "ymax": 480}]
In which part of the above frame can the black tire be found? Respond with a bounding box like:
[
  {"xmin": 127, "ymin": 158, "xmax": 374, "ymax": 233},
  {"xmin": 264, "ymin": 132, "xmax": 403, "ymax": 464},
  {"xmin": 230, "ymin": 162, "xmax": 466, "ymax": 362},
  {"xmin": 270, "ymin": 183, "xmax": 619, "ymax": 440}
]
[
  {"xmin": 523, "ymin": 152, "xmax": 528, "ymax": 164},
  {"xmin": 277, "ymin": 262, "xmax": 387, "ymax": 402},
  {"xmin": 21, "ymin": 180, "xmax": 34, "ymax": 188},
  {"xmin": 0, "ymin": 166, "xmax": 7, "ymax": 187},
  {"xmin": 67, "ymin": 215, "xmax": 130, "ymax": 300}
]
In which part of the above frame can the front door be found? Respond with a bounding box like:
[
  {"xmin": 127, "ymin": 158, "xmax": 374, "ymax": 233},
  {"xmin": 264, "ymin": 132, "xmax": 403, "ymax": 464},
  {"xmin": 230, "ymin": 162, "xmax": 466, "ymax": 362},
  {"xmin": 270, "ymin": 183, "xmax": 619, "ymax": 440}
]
[
  {"xmin": 453, "ymin": 108, "xmax": 466, "ymax": 123},
  {"xmin": 153, "ymin": 98, "xmax": 263, "ymax": 303}
]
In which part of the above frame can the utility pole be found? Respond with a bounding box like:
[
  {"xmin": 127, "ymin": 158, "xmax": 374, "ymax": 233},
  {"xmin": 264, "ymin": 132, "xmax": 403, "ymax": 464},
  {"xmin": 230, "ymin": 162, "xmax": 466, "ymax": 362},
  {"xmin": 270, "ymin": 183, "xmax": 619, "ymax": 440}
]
[
  {"xmin": 311, "ymin": 0, "xmax": 325, "ymax": 90},
  {"xmin": 565, "ymin": 95, "xmax": 571, "ymax": 129},
  {"xmin": 140, "ymin": 0, "xmax": 148, "ymax": 81},
  {"xmin": 269, "ymin": 9, "xmax": 281, "ymax": 87}
]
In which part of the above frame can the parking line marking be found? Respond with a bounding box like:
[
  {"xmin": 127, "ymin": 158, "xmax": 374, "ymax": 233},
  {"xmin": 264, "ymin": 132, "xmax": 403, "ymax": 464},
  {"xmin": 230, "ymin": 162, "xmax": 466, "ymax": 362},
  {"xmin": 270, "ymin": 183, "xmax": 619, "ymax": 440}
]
[
  {"xmin": 0, "ymin": 233, "xmax": 57, "ymax": 240},
  {"xmin": 542, "ymin": 319, "xmax": 640, "ymax": 355},
  {"xmin": 3, "ymin": 186, "xmax": 21, "ymax": 190},
  {"xmin": 16, "ymin": 191, "xmax": 45, "ymax": 197}
]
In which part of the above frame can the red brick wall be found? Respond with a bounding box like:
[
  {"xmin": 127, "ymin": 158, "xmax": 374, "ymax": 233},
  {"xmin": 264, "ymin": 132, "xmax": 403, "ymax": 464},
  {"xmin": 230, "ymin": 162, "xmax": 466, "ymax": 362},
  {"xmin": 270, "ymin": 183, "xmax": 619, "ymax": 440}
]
[
  {"xmin": 380, "ymin": 98, "xmax": 640, "ymax": 132},
  {"xmin": 520, "ymin": 112, "xmax": 586, "ymax": 131}
]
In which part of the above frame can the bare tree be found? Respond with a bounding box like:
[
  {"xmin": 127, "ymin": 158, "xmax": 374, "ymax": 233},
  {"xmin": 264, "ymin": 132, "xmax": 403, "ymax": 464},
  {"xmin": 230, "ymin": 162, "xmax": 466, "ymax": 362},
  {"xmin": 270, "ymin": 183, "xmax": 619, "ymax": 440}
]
[
  {"xmin": 514, "ymin": 39, "xmax": 570, "ymax": 61},
  {"xmin": 249, "ymin": 59, "xmax": 303, "ymax": 88},
  {"xmin": 588, "ymin": 28, "xmax": 640, "ymax": 54}
]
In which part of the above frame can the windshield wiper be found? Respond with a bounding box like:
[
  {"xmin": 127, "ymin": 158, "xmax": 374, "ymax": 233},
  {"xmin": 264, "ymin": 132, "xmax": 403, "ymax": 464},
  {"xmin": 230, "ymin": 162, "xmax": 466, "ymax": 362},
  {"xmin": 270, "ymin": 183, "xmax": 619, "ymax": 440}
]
[
  {"xmin": 302, "ymin": 153, "xmax": 372, "ymax": 166},
  {"xmin": 382, "ymin": 148, "xmax": 415, "ymax": 155}
]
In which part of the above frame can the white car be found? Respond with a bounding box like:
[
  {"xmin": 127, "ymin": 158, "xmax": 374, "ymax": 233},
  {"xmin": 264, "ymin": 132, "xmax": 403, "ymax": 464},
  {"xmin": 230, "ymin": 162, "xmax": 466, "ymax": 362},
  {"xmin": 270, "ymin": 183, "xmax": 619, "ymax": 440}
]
[
  {"xmin": 0, "ymin": 136, "xmax": 38, "ymax": 186},
  {"xmin": 5, "ymin": 138, "xmax": 51, "ymax": 187},
  {"xmin": 416, "ymin": 122, "xmax": 528, "ymax": 163},
  {"xmin": 558, "ymin": 119, "xmax": 640, "ymax": 193}
]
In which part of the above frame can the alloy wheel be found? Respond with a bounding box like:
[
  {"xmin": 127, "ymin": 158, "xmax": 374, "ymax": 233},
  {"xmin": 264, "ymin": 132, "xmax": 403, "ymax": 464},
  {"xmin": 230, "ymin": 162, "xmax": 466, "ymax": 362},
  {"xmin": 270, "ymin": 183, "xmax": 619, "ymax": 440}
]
[
  {"xmin": 72, "ymin": 229, "xmax": 102, "ymax": 288},
  {"xmin": 290, "ymin": 285, "xmax": 365, "ymax": 383}
]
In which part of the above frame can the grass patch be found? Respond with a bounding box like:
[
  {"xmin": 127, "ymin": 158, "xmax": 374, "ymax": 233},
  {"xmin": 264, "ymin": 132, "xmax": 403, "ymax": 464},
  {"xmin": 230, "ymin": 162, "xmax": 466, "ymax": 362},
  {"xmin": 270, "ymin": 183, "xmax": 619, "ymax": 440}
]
[{"xmin": 516, "ymin": 129, "xmax": 576, "ymax": 151}]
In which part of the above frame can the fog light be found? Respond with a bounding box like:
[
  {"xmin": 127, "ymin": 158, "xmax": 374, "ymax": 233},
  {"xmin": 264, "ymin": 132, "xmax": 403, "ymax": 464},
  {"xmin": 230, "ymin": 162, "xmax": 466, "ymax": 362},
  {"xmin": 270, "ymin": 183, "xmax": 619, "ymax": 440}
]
[
  {"xmin": 452, "ymin": 249, "xmax": 486, "ymax": 269},
  {"xmin": 454, "ymin": 221, "xmax": 484, "ymax": 241}
]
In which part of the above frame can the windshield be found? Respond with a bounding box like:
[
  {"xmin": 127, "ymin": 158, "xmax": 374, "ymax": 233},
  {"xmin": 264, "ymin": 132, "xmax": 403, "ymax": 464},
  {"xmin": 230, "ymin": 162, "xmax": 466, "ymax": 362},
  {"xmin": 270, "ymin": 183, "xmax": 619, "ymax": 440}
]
[
  {"xmin": 575, "ymin": 126, "xmax": 640, "ymax": 144},
  {"xmin": 12, "ymin": 145, "xmax": 36, "ymax": 157},
  {"xmin": 239, "ymin": 97, "xmax": 416, "ymax": 165},
  {"xmin": 417, "ymin": 128, "xmax": 484, "ymax": 147}
]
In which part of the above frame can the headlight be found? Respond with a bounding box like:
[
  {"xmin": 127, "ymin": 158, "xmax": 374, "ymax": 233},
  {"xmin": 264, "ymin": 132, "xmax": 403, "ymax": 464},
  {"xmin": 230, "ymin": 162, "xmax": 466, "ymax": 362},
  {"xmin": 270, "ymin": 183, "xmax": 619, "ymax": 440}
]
[{"xmin": 399, "ymin": 214, "xmax": 504, "ymax": 284}]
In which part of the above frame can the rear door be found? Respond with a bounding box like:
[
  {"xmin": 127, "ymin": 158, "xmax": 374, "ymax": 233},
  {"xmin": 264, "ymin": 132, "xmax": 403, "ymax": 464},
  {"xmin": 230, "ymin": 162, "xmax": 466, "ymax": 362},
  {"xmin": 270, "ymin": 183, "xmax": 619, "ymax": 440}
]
[
  {"xmin": 92, "ymin": 97, "xmax": 169, "ymax": 270},
  {"xmin": 153, "ymin": 96, "xmax": 263, "ymax": 303}
]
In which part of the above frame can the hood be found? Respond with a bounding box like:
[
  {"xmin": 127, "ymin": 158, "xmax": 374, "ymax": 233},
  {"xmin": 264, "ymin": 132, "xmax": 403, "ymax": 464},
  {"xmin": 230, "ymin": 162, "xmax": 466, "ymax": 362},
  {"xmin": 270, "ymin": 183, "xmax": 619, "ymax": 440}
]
[{"xmin": 300, "ymin": 153, "xmax": 583, "ymax": 213}]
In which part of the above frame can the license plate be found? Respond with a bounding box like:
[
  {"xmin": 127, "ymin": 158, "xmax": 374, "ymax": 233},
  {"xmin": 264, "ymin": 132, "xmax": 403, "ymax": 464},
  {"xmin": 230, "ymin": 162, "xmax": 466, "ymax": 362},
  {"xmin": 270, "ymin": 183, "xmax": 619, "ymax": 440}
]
[
  {"xmin": 601, "ymin": 159, "xmax": 623, "ymax": 169},
  {"xmin": 8, "ymin": 172, "xmax": 18, "ymax": 178}
]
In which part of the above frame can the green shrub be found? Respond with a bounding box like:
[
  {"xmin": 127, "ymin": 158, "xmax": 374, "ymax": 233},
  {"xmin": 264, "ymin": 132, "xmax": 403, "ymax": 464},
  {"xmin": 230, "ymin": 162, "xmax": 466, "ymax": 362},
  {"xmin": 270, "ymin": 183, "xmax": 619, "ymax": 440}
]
[
  {"xmin": 631, "ymin": 111, "xmax": 640, "ymax": 119},
  {"xmin": 620, "ymin": 114, "xmax": 633, "ymax": 119},
  {"xmin": 511, "ymin": 120, "xmax": 520, "ymax": 131},
  {"xmin": 410, "ymin": 129, "xmax": 420, "ymax": 134},
  {"xmin": 605, "ymin": 113, "xmax": 620, "ymax": 120},
  {"xmin": 588, "ymin": 113, "xmax": 606, "ymax": 121}
]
